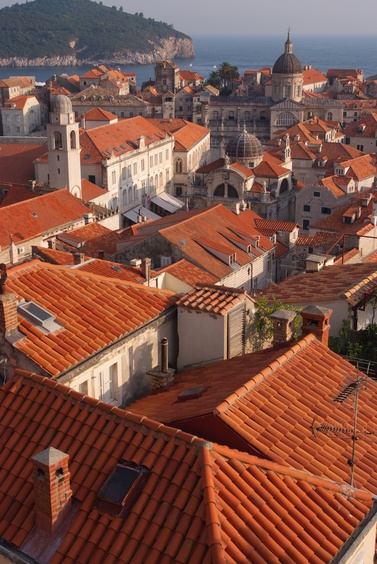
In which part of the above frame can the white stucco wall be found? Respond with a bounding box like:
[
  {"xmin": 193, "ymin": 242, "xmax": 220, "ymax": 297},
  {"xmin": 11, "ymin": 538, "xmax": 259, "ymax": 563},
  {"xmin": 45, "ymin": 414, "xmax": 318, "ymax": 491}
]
[{"xmin": 177, "ymin": 308, "xmax": 225, "ymax": 370}]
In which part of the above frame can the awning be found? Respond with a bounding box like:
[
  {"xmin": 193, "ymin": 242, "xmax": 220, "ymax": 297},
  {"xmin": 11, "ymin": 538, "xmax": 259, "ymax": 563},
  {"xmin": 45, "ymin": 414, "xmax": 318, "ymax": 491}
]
[
  {"xmin": 123, "ymin": 206, "xmax": 160, "ymax": 224},
  {"xmin": 151, "ymin": 192, "xmax": 185, "ymax": 213}
]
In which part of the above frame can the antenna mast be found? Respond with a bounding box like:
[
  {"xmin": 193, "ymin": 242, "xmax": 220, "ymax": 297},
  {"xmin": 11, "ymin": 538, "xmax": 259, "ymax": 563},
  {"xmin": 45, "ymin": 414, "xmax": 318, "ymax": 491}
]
[{"xmin": 311, "ymin": 368, "xmax": 376, "ymax": 487}]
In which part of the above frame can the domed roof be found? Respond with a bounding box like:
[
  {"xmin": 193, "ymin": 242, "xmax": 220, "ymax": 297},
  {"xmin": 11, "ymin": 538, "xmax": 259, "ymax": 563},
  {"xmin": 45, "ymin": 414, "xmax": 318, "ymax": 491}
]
[
  {"xmin": 51, "ymin": 95, "xmax": 72, "ymax": 114},
  {"xmin": 272, "ymin": 32, "xmax": 302, "ymax": 75},
  {"xmin": 226, "ymin": 127, "xmax": 263, "ymax": 162}
]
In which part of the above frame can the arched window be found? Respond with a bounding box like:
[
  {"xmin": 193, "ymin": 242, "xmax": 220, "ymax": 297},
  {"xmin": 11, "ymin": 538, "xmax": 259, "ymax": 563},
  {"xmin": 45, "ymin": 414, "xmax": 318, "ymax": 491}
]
[
  {"xmin": 279, "ymin": 178, "xmax": 289, "ymax": 194},
  {"xmin": 123, "ymin": 189, "xmax": 127, "ymax": 206},
  {"xmin": 70, "ymin": 130, "xmax": 76, "ymax": 149},
  {"xmin": 175, "ymin": 158, "xmax": 183, "ymax": 173},
  {"xmin": 276, "ymin": 112, "xmax": 297, "ymax": 127},
  {"xmin": 54, "ymin": 131, "xmax": 62, "ymax": 150}
]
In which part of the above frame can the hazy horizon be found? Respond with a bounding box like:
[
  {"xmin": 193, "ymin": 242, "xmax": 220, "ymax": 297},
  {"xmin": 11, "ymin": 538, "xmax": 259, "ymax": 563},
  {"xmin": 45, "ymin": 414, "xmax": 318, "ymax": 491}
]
[{"xmin": 0, "ymin": 0, "xmax": 376, "ymax": 37}]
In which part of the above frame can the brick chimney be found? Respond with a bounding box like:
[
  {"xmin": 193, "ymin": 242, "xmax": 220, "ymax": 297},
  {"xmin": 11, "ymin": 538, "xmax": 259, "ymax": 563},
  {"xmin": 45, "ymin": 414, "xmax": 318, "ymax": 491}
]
[
  {"xmin": 31, "ymin": 447, "xmax": 72, "ymax": 534},
  {"xmin": 270, "ymin": 309, "xmax": 297, "ymax": 345},
  {"xmin": 300, "ymin": 305, "xmax": 332, "ymax": 346},
  {"xmin": 148, "ymin": 337, "xmax": 175, "ymax": 391},
  {"xmin": 73, "ymin": 252, "xmax": 85, "ymax": 265}
]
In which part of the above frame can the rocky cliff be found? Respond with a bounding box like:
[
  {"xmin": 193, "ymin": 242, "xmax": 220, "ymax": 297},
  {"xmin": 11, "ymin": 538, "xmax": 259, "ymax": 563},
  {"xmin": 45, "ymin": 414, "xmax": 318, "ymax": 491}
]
[{"xmin": 0, "ymin": 36, "xmax": 194, "ymax": 68}]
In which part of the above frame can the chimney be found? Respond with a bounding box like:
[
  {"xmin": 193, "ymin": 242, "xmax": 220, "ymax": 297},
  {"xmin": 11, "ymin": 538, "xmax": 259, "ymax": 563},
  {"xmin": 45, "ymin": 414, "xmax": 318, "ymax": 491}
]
[
  {"xmin": 270, "ymin": 309, "xmax": 297, "ymax": 345},
  {"xmin": 141, "ymin": 257, "xmax": 151, "ymax": 285},
  {"xmin": 300, "ymin": 305, "xmax": 332, "ymax": 346},
  {"xmin": 148, "ymin": 337, "xmax": 175, "ymax": 391},
  {"xmin": 0, "ymin": 264, "xmax": 19, "ymax": 338},
  {"xmin": 73, "ymin": 252, "xmax": 84, "ymax": 265},
  {"xmin": 9, "ymin": 234, "xmax": 18, "ymax": 265},
  {"xmin": 84, "ymin": 212, "xmax": 93, "ymax": 225},
  {"xmin": 31, "ymin": 447, "xmax": 72, "ymax": 534}
]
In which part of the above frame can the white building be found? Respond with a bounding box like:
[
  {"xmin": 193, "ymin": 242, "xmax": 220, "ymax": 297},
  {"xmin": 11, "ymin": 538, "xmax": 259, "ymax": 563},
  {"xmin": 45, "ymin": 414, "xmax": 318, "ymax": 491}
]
[{"xmin": 2, "ymin": 95, "xmax": 41, "ymax": 136}]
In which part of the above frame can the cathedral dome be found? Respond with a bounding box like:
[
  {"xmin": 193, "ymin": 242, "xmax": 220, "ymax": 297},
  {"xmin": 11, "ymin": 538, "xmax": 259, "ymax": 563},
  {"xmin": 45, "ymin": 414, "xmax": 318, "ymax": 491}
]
[
  {"xmin": 272, "ymin": 32, "xmax": 302, "ymax": 75},
  {"xmin": 51, "ymin": 95, "xmax": 72, "ymax": 114},
  {"xmin": 226, "ymin": 127, "xmax": 263, "ymax": 164}
]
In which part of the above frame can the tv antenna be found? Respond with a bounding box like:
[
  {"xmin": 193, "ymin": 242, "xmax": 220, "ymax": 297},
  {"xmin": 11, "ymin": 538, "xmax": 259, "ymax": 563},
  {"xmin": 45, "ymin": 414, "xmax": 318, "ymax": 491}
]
[{"xmin": 311, "ymin": 367, "xmax": 377, "ymax": 487}]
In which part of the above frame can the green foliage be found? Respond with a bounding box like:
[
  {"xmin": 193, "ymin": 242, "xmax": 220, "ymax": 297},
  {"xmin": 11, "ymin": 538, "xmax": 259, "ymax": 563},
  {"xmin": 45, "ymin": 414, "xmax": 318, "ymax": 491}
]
[
  {"xmin": 0, "ymin": 0, "xmax": 189, "ymax": 60},
  {"xmin": 329, "ymin": 318, "xmax": 377, "ymax": 363},
  {"xmin": 206, "ymin": 70, "xmax": 222, "ymax": 90},
  {"xmin": 251, "ymin": 297, "xmax": 302, "ymax": 349}
]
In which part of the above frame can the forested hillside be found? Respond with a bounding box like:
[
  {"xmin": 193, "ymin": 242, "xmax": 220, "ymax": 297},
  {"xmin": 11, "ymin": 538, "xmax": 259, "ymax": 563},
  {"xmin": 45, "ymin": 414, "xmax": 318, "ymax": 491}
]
[{"xmin": 0, "ymin": 0, "xmax": 192, "ymax": 61}]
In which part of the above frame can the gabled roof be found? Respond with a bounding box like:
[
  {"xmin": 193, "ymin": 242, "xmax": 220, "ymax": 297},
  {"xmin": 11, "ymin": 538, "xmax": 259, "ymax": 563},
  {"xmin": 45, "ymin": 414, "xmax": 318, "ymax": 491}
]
[
  {"xmin": 312, "ymin": 192, "xmax": 377, "ymax": 234},
  {"xmin": 262, "ymin": 263, "xmax": 377, "ymax": 306},
  {"xmin": 80, "ymin": 178, "xmax": 108, "ymax": 201},
  {"xmin": 5, "ymin": 260, "xmax": 177, "ymax": 377},
  {"xmin": 80, "ymin": 116, "xmax": 170, "ymax": 162},
  {"xmin": 0, "ymin": 370, "xmax": 373, "ymax": 563},
  {"xmin": 254, "ymin": 219, "xmax": 299, "ymax": 234},
  {"xmin": 253, "ymin": 160, "xmax": 290, "ymax": 178},
  {"xmin": 177, "ymin": 284, "xmax": 248, "ymax": 315},
  {"xmin": 129, "ymin": 330, "xmax": 377, "ymax": 496},
  {"xmin": 81, "ymin": 107, "xmax": 118, "ymax": 123},
  {"xmin": 344, "ymin": 112, "xmax": 377, "ymax": 137},
  {"xmin": 0, "ymin": 142, "xmax": 47, "ymax": 185},
  {"xmin": 303, "ymin": 68, "xmax": 328, "ymax": 85},
  {"xmin": 148, "ymin": 118, "xmax": 210, "ymax": 151},
  {"xmin": 159, "ymin": 258, "xmax": 218, "ymax": 287},
  {"xmin": 0, "ymin": 190, "xmax": 89, "ymax": 247},
  {"xmin": 128, "ymin": 205, "xmax": 275, "ymax": 280},
  {"xmin": 2, "ymin": 95, "xmax": 37, "ymax": 110}
]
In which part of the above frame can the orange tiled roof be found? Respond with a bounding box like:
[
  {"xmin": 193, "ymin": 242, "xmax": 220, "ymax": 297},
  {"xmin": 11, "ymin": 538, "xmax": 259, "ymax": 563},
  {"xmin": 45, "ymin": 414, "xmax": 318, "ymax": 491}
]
[
  {"xmin": 129, "ymin": 331, "xmax": 377, "ymax": 495},
  {"xmin": 176, "ymin": 284, "xmax": 247, "ymax": 315},
  {"xmin": 262, "ymin": 263, "xmax": 377, "ymax": 306},
  {"xmin": 0, "ymin": 370, "xmax": 373, "ymax": 563},
  {"xmin": 0, "ymin": 183, "xmax": 41, "ymax": 207},
  {"xmin": 160, "ymin": 258, "xmax": 218, "ymax": 287},
  {"xmin": 5, "ymin": 260, "xmax": 177, "ymax": 377},
  {"xmin": 303, "ymin": 68, "xmax": 328, "ymax": 85},
  {"xmin": 56, "ymin": 222, "xmax": 111, "ymax": 249},
  {"xmin": 0, "ymin": 142, "xmax": 47, "ymax": 185},
  {"xmin": 0, "ymin": 190, "xmax": 90, "ymax": 247},
  {"xmin": 82, "ymin": 107, "xmax": 117, "ymax": 122},
  {"xmin": 312, "ymin": 192, "xmax": 376, "ymax": 234},
  {"xmin": 254, "ymin": 219, "xmax": 299, "ymax": 234},
  {"xmin": 130, "ymin": 205, "xmax": 275, "ymax": 280},
  {"xmin": 33, "ymin": 246, "xmax": 78, "ymax": 265},
  {"xmin": 80, "ymin": 178, "xmax": 108, "ymax": 201},
  {"xmin": 253, "ymin": 160, "xmax": 289, "ymax": 178},
  {"xmin": 2, "ymin": 94, "xmax": 36, "ymax": 110},
  {"xmin": 295, "ymin": 232, "xmax": 340, "ymax": 247},
  {"xmin": 148, "ymin": 118, "xmax": 209, "ymax": 151}
]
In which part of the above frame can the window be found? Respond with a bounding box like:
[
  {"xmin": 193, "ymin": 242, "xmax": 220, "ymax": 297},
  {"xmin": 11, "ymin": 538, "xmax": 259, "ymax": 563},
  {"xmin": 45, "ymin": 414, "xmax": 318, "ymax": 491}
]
[
  {"xmin": 79, "ymin": 380, "xmax": 88, "ymax": 395},
  {"xmin": 141, "ymin": 159, "xmax": 145, "ymax": 172},
  {"xmin": 161, "ymin": 256, "xmax": 172, "ymax": 266},
  {"xmin": 357, "ymin": 144, "xmax": 364, "ymax": 151},
  {"xmin": 70, "ymin": 131, "xmax": 76, "ymax": 149},
  {"xmin": 165, "ymin": 149, "xmax": 169, "ymax": 160},
  {"xmin": 88, "ymin": 175, "xmax": 96, "ymax": 184},
  {"xmin": 54, "ymin": 131, "xmax": 62, "ymax": 150},
  {"xmin": 154, "ymin": 154, "xmax": 158, "ymax": 166},
  {"xmin": 159, "ymin": 152, "xmax": 162, "ymax": 163},
  {"xmin": 122, "ymin": 167, "xmax": 127, "ymax": 180},
  {"xmin": 133, "ymin": 162, "xmax": 137, "ymax": 175},
  {"xmin": 228, "ymin": 111, "xmax": 235, "ymax": 120},
  {"xmin": 345, "ymin": 137, "xmax": 350, "ymax": 145},
  {"xmin": 150, "ymin": 156, "xmax": 153, "ymax": 167},
  {"xmin": 284, "ymin": 85, "xmax": 291, "ymax": 97},
  {"xmin": 321, "ymin": 207, "xmax": 331, "ymax": 215},
  {"xmin": 123, "ymin": 189, "xmax": 127, "ymax": 205},
  {"xmin": 314, "ymin": 191, "xmax": 320, "ymax": 197},
  {"xmin": 112, "ymin": 171, "xmax": 116, "ymax": 184},
  {"xmin": 176, "ymin": 186, "xmax": 183, "ymax": 196},
  {"xmin": 127, "ymin": 164, "xmax": 131, "ymax": 177},
  {"xmin": 175, "ymin": 158, "xmax": 183, "ymax": 173},
  {"xmin": 303, "ymin": 204, "xmax": 310, "ymax": 212},
  {"xmin": 303, "ymin": 219, "xmax": 310, "ymax": 230},
  {"xmin": 98, "ymin": 365, "xmax": 116, "ymax": 403}
]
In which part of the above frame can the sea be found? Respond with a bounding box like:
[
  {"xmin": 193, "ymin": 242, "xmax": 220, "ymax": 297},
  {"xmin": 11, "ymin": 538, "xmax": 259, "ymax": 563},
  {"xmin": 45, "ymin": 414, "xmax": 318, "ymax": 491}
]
[{"xmin": 1, "ymin": 34, "xmax": 377, "ymax": 85}]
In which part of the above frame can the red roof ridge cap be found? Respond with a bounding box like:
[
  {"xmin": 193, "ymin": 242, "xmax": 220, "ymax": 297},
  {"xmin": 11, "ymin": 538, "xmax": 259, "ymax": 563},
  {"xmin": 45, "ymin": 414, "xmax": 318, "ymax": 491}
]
[{"xmin": 200, "ymin": 447, "xmax": 224, "ymax": 561}]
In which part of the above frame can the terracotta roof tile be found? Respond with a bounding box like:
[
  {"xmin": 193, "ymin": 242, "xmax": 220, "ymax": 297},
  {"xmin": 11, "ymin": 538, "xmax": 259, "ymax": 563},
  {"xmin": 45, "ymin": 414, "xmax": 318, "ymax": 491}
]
[{"xmin": 5, "ymin": 260, "xmax": 177, "ymax": 377}]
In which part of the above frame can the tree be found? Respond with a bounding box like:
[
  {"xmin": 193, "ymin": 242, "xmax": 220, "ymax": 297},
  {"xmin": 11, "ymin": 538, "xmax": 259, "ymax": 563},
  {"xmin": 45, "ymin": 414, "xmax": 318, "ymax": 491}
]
[
  {"xmin": 219, "ymin": 61, "xmax": 232, "ymax": 87},
  {"xmin": 207, "ymin": 70, "xmax": 222, "ymax": 90},
  {"xmin": 249, "ymin": 297, "xmax": 302, "ymax": 351}
]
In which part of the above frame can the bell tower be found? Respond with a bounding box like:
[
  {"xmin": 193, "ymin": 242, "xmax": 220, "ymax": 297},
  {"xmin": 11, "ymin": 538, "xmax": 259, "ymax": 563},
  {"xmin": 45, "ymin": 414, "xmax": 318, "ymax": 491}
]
[{"xmin": 47, "ymin": 95, "xmax": 82, "ymax": 198}]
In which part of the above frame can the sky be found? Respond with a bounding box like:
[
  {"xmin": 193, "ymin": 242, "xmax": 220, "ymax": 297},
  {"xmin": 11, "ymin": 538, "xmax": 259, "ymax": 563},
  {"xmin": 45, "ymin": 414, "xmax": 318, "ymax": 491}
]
[{"xmin": 0, "ymin": 0, "xmax": 377, "ymax": 36}]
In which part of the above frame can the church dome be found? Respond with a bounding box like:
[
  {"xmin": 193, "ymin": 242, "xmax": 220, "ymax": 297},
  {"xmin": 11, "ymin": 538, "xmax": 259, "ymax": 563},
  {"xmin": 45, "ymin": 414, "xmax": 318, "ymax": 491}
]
[
  {"xmin": 51, "ymin": 95, "xmax": 72, "ymax": 114},
  {"xmin": 226, "ymin": 127, "xmax": 263, "ymax": 163},
  {"xmin": 272, "ymin": 32, "xmax": 302, "ymax": 75}
]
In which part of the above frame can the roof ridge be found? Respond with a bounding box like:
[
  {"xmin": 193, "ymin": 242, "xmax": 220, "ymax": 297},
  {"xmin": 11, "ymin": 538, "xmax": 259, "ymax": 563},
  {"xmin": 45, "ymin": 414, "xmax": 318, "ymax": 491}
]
[
  {"xmin": 215, "ymin": 335, "xmax": 316, "ymax": 413},
  {"xmin": 199, "ymin": 446, "xmax": 224, "ymax": 562},
  {"xmin": 12, "ymin": 370, "xmax": 207, "ymax": 448}
]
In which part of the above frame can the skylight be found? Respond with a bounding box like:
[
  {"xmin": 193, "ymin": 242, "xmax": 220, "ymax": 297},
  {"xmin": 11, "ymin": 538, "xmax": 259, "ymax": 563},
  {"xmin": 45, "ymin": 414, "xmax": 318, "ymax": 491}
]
[
  {"xmin": 177, "ymin": 387, "xmax": 207, "ymax": 402},
  {"xmin": 97, "ymin": 461, "xmax": 149, "ymax": 517},
  {"xmin": 18, "ymin": 301, "xmax": 62, "ymax": 334}
]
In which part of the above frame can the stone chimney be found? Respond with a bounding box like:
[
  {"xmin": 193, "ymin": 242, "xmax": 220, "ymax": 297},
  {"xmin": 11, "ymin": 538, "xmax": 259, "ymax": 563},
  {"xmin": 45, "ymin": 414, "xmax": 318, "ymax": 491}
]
[
  {"xmin": 148, "ymin": 337, "xmax": 175, "ymax": 391},
  {"xmin": 141, "ymin": 257, "xmax": 151, "ymax": 285},
  {"xmin": 73, "ymin": 252, "xmax": 85, "ymax": 265},
  {"xmin": 300, "ymin": 305, "xmax": 332, "ymax": 346},
  {"xmin": 31, "ymin": 447, "xmax": 72, "ymax": 534},
  {"xmin": 0, "ymin": 264, "xmax": 19, "ymax": 338},
  {"xmin": 270, "ymin": 309, "xmax": 297, "ymax": 345}
]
